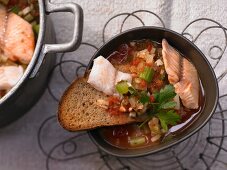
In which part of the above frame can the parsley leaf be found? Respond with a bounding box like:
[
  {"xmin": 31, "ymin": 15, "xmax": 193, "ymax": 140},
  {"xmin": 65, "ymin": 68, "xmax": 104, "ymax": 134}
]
[
  {"xmin": 139, "ymin": 84, "xmax": 180, "ymax": 130},
  {"xmin": 156, "ymin": 84, "xmax": 176, "ymax": 103},
  {"xmin": 139, "ymin": 92, "xmax": 150, "ymax": 104},
  {"xmin": 128, "ymin": 86, "xmax": 137, "ymax": 95},
  {"xmin": 153, "ymin": 91, "xmax": 159, "ymax": 101},
  {"xmin": 10, "ymin": 6, "xmax": 20, "ymax": 14},
  {"xmin": 156, "ymin": 110, "xmax": 181, "ymax": 131},
  {"xmin": 159, "ymin": 101, "xmax": 176, "ymax": 110}
]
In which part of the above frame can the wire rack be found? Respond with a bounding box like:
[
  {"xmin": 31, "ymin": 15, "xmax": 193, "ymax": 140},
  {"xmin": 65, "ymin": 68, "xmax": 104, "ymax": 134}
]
[{"xmin": 37, "ymin": 10, "xmax": 227, "ymax": 170}]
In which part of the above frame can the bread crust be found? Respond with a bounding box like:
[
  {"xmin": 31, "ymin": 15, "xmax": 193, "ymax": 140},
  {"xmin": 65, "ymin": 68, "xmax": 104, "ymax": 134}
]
[{"xmin": 58, "ymin": 77, "xmax": 141, "ymax": 131}]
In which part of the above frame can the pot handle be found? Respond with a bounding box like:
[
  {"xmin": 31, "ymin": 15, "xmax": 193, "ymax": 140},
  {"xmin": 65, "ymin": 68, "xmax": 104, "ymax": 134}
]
[
  {"xmin": 44, "ymin": 0, "xmax": 83, "ymax": 53},
  {"xmin": 30, "ymin": 0, "xmax": 83, "ymax": 78}
]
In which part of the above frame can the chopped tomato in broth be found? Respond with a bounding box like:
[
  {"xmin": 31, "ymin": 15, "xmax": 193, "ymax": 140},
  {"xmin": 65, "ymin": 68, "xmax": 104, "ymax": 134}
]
[
  {"xmin": 100, "ymin": 124, "xmax": 160, "ymax": 149},
  {"xmin": 100, "ymin": 86, "xmax": 204, "ymax": 149}
]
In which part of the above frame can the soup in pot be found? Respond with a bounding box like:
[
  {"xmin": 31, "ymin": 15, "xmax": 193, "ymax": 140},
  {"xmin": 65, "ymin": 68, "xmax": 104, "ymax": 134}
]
[{"xmin": 0, "ymin": 0, "xmax": 39, "ymax": 98}]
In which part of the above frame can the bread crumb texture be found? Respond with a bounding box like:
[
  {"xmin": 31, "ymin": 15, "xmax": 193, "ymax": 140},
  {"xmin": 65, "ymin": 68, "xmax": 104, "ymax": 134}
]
[{"xmin": 58, "ymin": 78, "xmax": 137, "ymax": 131}]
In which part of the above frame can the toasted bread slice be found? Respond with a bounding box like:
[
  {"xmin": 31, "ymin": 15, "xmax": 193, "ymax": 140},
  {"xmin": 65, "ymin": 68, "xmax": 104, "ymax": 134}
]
[{"xmin": 58, "ymin": 77, "xmax": 142, "ymax": 131}]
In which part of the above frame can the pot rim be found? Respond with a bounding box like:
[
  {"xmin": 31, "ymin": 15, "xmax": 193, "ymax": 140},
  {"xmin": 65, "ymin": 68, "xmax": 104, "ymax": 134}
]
[
  {"xmin": 88, "ymin": 26, "xmax": 219, "ymax": 157},
  {"xmin": 0, "ymin": 0, "xmax": 45, "ymax": 105}
]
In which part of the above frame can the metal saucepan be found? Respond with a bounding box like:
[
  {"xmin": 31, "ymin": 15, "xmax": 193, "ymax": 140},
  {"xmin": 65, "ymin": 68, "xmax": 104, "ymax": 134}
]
[{"xmin": 0, "ymin": 0, "xmax": 83, "ymax": 127}]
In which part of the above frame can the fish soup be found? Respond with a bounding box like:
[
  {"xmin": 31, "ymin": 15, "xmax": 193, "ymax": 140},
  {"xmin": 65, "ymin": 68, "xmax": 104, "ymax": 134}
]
[{"xmin": 95, "ymin": 39, "xmax": 205, "ymax": 149}]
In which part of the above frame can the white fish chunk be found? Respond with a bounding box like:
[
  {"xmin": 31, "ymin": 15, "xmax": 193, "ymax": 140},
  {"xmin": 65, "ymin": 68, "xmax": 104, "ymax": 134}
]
[
  {"xmin": 88, "ymin": 56, "xmax": 132, "ymax": 95},
  {"xmin": 0, "ymin": 65, "xmax": 24, "ymax": 90},
  {"xmin": 155, "ymin": 59, "xmax": 163, "ymax": 66},
  {"xmin": 115, "ymin": 71, "xmax": 132, "ymax": 84},
  {"xmin": 87, "ymin": 56, "xmax": 117, "ymax": 95}
]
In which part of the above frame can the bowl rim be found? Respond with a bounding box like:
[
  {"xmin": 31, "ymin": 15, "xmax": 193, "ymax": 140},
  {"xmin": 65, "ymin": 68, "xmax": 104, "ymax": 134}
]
[{"xmin": 88, "ymin": 26, "xmax": 219, "ymax": 157}]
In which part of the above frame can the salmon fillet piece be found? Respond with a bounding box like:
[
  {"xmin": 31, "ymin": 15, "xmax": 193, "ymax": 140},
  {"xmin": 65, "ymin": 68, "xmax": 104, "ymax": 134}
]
[
  {"xmin": 0, "ymin": 66, "xmax": 24, "ymax": 90},
  {"xmin": 174, "ymin": 58, "xmax": 199, "ymax": 109},
  {"xmin": 4, "ymin": 13, "xmax": 35, "ymax": 64},
  {"xmin": 0, "ymin": 5, "xmax": 7, "ymax": 47},
  {"xmin": 162, "ymin": 39, "xmax": 181, "ymax": 84},
  {"xmin": 162, "ymin": 39, "xmax": 199, "ymax": 109}
]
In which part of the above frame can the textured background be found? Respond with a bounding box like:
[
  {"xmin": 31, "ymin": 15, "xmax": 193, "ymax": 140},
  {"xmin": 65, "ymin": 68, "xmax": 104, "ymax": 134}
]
[{"xmin": 0, "ymin": 0, "xmax": 226, "ymax": 170}]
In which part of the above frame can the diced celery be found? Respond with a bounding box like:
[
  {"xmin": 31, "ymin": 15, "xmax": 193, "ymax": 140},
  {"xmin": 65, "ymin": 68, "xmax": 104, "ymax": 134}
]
[
  {"xmin": 24, "ymin": 13, "xmax": 34, "ymax": 22},
  {"xmin": 115, "ymin": 81, "xmax": 129, "ymax": 94},
  {"xmin": 128, "ymin": 136, "xmax": 146, "ymax": 146},
  {"xmin": 30, "ymin": 4, "xmax": 34, "ymax": 11},
  {"xmin": 128, "ymin": 86, "xmax": 137, "ymax": 95},
  {"xmin": 33, "ymin": 24, "xmax": 39, "ymax": 34},
  {"xmin": 22, "ymin": 6, "xmax": 32, "ymax": 16},
  {"xmin": 139, "ymin": 66, "xmax": 154, "ymax": 83},
  {"xmin": 140, "ymin": 124, "xmax": 151, "ymax": 134},
  {"xmin": 31, "ymin": 21, "xmax": 37, "ymax": 26},
  {"xmin": 18, "ymin": 11, "xmax": 23, "ymax": 16}
]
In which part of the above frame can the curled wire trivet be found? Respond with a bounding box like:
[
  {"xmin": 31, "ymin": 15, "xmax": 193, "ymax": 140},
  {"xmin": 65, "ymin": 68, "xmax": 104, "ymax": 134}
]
[{"xmin": 38, "ymin": 10, "xmax": 227, "ymax": 170}]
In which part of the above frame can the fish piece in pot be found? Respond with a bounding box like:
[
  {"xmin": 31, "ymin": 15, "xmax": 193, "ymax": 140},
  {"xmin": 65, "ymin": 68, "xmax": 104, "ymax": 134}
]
[
  {"xmin": 0, "ymin": 5, "xmax": 7, "ymax": 47},
  {"xmin": 162, "ymin": 39, "xmax": 199, "ymax": 109},
  {"xmin": 4, "ymin": 13, "xmax": 35, "ymax": 64},
  {"xmin": 0, "ymin": 65, "xmax": 24, "ymax": 90}
]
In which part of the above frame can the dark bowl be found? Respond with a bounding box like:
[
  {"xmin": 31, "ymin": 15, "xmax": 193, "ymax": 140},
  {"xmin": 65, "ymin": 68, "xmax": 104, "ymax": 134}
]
[{"xmin": 87, "ymin": 26, "xmax": 218, "ymax": 157}]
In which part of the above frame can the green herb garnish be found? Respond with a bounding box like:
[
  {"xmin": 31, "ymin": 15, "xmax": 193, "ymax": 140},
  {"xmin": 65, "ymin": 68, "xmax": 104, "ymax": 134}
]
[
  {"xmin": 155, "ymin": 84, "xmax": 176, "ymax": 103},
  {"xmin": 128, "ymin": 86, "xmax": 137, "ymax": 95},
  {"xmin": 156, "ymin": 110, "xmax": 181, "ymax": 131},
  {"xmin": 10, "ymin": 5, "xmax": 20, "ymax": 14},
  {"xmin": 139, "ymin": 84, "xmax": 180, "ymax": 130},
  {"xmin": 139, "ymin": 91, "xmax": 150, "ymax": 104},
  {"xmin": 159, "ymin": 101, "xmax": 176, "ymax": 110}
]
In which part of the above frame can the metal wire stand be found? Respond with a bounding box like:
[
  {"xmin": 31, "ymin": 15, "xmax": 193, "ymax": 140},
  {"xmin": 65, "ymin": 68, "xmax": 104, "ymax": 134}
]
[{"xmin": 37, "ymin": 10, "xmax": 227, "ymax": 170}]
